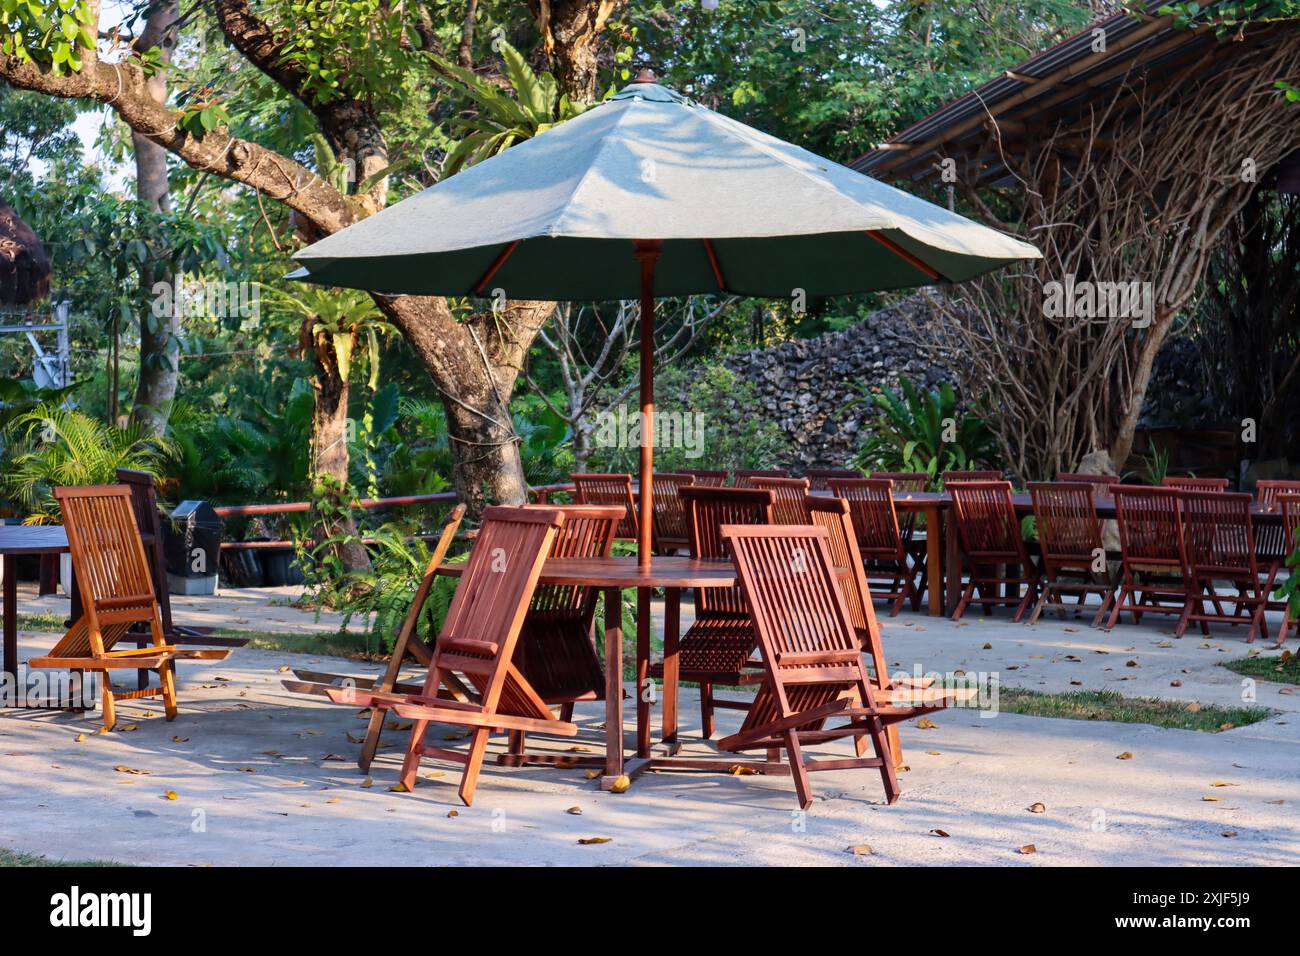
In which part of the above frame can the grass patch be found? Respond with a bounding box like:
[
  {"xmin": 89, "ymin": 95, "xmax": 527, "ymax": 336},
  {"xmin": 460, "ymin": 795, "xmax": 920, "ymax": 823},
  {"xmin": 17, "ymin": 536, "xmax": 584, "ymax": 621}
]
[
  {"xmin": 1221, "ymin": 651, "xmax": 1300, "ymax": 685},
  {"xmin": 996, "ymin": 687, "xmax": 1274, "ymax": 733},
  {"xmin": 216, "ymin": 629, "xmax": 390, "ymax": 661},
  {"xmin": 13, "ymin": 612, "xmax": 65, "ymax": 632},
  {"xmin": 0, "ymin": 848, "xmax": 125, "ymax": 867}
]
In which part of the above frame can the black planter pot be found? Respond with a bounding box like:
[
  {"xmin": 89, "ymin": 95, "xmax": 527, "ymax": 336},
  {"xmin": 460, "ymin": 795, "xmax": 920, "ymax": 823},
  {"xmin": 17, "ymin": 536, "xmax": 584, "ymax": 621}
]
[
  {"xmin": 262, "ymin": 548, "xmax": 305, "ymax": 587},
  {"xmin": 220, "ymin": 549, "xmax": 265, "ymax": 588}
]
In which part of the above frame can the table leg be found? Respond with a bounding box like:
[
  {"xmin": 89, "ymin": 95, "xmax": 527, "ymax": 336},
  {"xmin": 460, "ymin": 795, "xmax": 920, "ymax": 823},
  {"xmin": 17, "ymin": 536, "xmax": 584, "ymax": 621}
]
[
  {"xmin": 925, "ymin": 504, "xmax": 943, "ymax": 616},
  {"xmin": 945, "ymin": 509, "xmax": 963, "ymax": 614},
  {"xmin": 601, "ymin": 587, "xmax": 625, "ymax": 788},
  {"xmin": 661, "ymin": 587, "xmax": 680, "ymax": 749},
  {"xmin": 3, "ymin": 554, "xmax": 16, "ymax": 689},
  {"xmin": 635, "ymin": 586, "xmax": 652, "ymax": 758}
]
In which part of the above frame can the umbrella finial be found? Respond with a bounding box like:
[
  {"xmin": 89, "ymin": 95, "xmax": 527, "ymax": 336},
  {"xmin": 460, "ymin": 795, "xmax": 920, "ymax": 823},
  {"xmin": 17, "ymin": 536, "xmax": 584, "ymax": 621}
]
[{"xmin": 630, "ymin": 68, "xmax": 657, "ymax": 84}]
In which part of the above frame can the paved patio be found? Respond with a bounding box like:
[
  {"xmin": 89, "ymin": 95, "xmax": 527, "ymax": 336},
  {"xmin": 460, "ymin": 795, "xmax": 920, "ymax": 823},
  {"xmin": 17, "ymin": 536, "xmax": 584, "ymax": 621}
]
[{"xmin": 1, "ymin": 585, "xmax": 1297, "ymax": 866}]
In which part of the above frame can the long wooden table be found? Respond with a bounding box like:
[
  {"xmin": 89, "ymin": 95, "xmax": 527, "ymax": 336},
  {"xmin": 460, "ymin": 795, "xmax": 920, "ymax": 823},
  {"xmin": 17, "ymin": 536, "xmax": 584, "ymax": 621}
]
[{"xmin": 0, "ymin": 525, "xmax": 77, "ymax": 709}]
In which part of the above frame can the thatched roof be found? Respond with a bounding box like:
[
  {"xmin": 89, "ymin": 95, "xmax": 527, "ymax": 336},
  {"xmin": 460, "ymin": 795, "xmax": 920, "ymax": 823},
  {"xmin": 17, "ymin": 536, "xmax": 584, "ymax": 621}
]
[{"xmin": 0, "ymin": 199, "xmax": 51, "ymax": 306}]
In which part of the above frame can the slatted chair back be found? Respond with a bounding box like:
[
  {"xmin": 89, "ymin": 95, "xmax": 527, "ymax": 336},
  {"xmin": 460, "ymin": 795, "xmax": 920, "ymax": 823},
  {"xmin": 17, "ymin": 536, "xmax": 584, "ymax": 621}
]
[
  {"xmin": 1282, "ymin": 494, "xmax": 1300, "ymax": 559},
  {"xmin": 649, "ymin": 472, "xmax": 695, "ymax": 550},
  {"xmin": 733, "ymin": 468, "xmax": 789, "ymax": 488},
  {"xmin": 1056, "ymin": 472, "xmax": 1117, "ymax": 497},
  {"xmin": 515, "ymin": 505, "xmax": 621, "ymax": 703},
  {"xmin": 871, "ymin": 471, "xmax": 929, "ymax": 493},
  {"xmin": 1181, "ymin": 490, "xmax": 1259, "ymax": 579},
  {"xmin": 942, "ymin": 470, "xmax": 1001, "ymax": 486},
  {"xmin": 681, "ymin": 485, "xmax": 773, "ymax": 615},
  {"xmin": 805, "ymin": 496, "xmax": 883, "ymax": 670},
  {"xmin": 1111, "ymin": 484, "xmax": 1186, "ymax": 573},
  {"xmin": 720, "ymin": 523, "xmax": 898, "ymax": 809},
  {"xmin": 1254, "ymin": 481, "xmax": 1300, "ymax": 567},
  {"xmin": 571, "ymin": 473, "xmax": 637, "ymax": 539},
  {"xmin": 751, "ymin": 476, "xmax": 811, "ymax": 524},
  {"xmin": 1030, "ymin": 482, "xmax": 1103, "ymax": 564},
  {"xmin": 805, "ymin": 468, "xmax": 859, "ymax": 492},
  {"xmin": 680, "ymin": 469, "xmax": 729, "ymax": 487},
  {"xmin": 52, "ymin": 485, "xmax": 158, "ymax": 655},
  {"xmin": 948, "ymin": 480, "xmax": 1027, "ymax": 564},
  {"xmin": 1162, "ymin": 476, "xmax": 1229, "ymax": 491},
  {"xmin": 828, "ymin": 477, "xmax": 907, "ymax": 564},
  {"xmin": 429, "ymin": 507, "xmax": 565, "ymax": 716}
]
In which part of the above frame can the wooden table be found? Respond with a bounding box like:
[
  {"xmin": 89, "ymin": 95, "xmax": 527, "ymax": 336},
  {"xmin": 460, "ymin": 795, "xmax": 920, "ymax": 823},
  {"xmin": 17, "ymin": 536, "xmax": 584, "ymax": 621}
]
[{"xmin": 0, "ymin": 525, "xmax": 73, "ymax": 706}]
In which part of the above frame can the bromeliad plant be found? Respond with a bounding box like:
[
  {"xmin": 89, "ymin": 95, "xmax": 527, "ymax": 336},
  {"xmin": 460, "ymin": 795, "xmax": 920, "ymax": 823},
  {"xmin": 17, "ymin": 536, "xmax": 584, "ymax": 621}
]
[{"xmin": 846, "ymin": 376, "xmax": 998, "ymax": 486}]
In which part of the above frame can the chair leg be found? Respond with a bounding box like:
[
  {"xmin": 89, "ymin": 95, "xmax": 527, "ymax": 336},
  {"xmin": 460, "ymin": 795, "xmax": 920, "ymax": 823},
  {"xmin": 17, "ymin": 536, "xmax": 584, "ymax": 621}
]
[
  {"xmin": 398, "ymin": 719, "xmax": 429, "ymax": 791},
  {"xmin": 886, "ymin": 723, "xmax": 903, "ymax": 769},
  {"xmin": 784, "ymin": 729, "xmax": 813, "ymax": 810},
  {"xmin": 458, "ymin": 727, "xmax": 492, "ymax": 807},
  {"xmin": 159, "ymin": 664, "xmax": 178, "ymax": 721},
  {"xmin": 700, "ymin": 682, "xmax": 715, "ymax": 739},
  {"xmin": 951, "ymin": 582, "xmax": 975, "ymax": 621},
  {"xmin": 559, "ymin": 702, "xmax": 574, "ymax": 722},
  {"xmin": 870, "ymin": 717, "xmax": 901, "ymax": 804},
  {"xmin": 101, "ymin": 675, "xmax": 116, "ymax": 732},
  {"xmin": 358, "ymin": 706, "xmax": 386, "ymax": 774}
]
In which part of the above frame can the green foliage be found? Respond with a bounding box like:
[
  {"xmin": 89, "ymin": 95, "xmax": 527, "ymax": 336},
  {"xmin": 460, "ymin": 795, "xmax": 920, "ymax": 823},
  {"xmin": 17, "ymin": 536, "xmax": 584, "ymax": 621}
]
[
  {"xmin": 846, "ymin": 376, "xmax": 997, "ymax": 484},
  {"xmin": 586, "ymin": 363, "xmax": 790, "ymax": 473},
  {"xmin": 2, "ymin": 403, "xmax": 174, "ymax": 521},
  {"xmin": 275, "ymin": 0, "xmax": 421, "ymax": 104},
  {"xmin": 0, "ymin": 0, "xmax": 96, "ymax": 75},
  {"xmin": 430, "ymin": 39, "xmax": 595, "ymax": 176},
  {"xmin": 1140, "ymin": 445, "xmax": 1171, "ymax": 486}
]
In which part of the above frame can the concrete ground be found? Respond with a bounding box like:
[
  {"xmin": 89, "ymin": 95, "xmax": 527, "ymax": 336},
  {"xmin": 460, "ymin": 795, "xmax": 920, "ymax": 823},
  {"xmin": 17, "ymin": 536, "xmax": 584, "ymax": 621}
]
[{"xmin": 1, "ymin": 584, "xmax": 1298, "ymax": 866}]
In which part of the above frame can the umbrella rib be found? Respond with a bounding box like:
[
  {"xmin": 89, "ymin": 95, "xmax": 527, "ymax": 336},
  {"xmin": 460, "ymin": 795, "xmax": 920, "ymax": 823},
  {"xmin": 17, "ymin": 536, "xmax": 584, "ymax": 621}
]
[
  {"xmin": 865, "ymin": 231, "xmax": 944, "ymax": 282},
  {"xmin": 472, "ymin": 240, "xmax": 521, "ymax": 294},
  {"xmin": 702, "ymin": 239, "xmax": 728, "ymax": 292}
]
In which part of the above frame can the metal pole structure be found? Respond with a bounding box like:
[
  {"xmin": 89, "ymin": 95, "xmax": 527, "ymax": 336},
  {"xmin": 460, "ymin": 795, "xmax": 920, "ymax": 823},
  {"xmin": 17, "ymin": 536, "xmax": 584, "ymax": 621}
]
[{"xmin": 633, "ymin": 240, "xmax": 662, "ymax": 568}]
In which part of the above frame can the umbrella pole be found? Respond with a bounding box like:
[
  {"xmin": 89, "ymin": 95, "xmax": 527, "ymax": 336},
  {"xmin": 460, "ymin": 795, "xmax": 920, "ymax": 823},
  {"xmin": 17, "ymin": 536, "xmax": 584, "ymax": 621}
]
[{"xmin": 634, "ymin": 240, "xmax": 662, "ymax": 568}]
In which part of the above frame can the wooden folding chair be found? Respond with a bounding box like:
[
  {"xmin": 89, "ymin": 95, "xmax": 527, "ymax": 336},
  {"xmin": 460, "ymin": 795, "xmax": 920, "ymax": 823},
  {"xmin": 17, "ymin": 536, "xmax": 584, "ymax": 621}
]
[
  {"xmin": 1273, "ymin": 494, "xmax": 1300, "ymax": 648},
  {"xmin": 650, "ymin": 485, "xmax": 773, "ymax": 738},
  {"xmin": 571, "ymin": 473, "xmax": 637, "ymax": 541},
  {"xmin": 1104, "ymin": 485, "xmax": 1199, "ymax": 632},
  {"xmin": 649, "ymin": 472, "xmax": 695, "ymax": 554},
  {"xmin": 1027, "ymin": 482, "xmax": 1115, "ymax": 626},
  {"xmin": 751, "ymin": 476, "xmax": 811, "ymax": 524},
  {"xmin": 804, "ymin": 468, "xmax": 859, "ymax": 492},
  {"xmin": 1253, "ymin": 481, "xmax": 1300, "ymax": 621},
  {"xmin": 733, "ymin": 468, "xmax": 789, "ymax": 488},
  {"xmin": 829, "ymin": 477, "xmax": 915, "ymax": 616},
  {"xmin": 1056, "ymin": 472, "xmax": 1118, "ymax": 497},
  {"xmin": 1162, "ymin": 476, "xmax": 1229, "ymax": 491},
  {"xmin": 284, "ymin": 504, "xmax": 466, "ymax": 773},
  {"xmin": 1181, "ymin": 490, "xmax": 1269, "ymax": 642},
  {"xmin": 717, "ymin": 523, "xmax": 905, "ymax": 810},
  {"xmin": 873, "ymin": 471, "xmax": 931, "ymax": 609},
  {"xmin": 28, "ymin": 485, "xmax": 230, "ymax": 730},
  {"xmin": 948, "ymin": 480, "xmax": 1040, "ymax": 621},
  {"xmin": 805, "ymin": 496, "xmax": 974, "ymax": 768},
  {"xmin": 325, "ymin": 506, "xmax": 573, "ymax": 805},
  {"xmin": 680, "ymin": 469, "xmax": 729, "ymax": 487}
]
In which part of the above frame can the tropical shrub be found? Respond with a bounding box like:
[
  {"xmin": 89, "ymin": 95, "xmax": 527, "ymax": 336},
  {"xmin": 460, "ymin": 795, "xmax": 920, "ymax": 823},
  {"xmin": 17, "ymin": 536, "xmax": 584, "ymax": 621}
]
[
  {"xmin": 847, "ymin": 376, "xmax": 997, "ymax": 485},
  {"xmin": 2, "ymin": 404, "xmax": 174, "ymax": 521}
]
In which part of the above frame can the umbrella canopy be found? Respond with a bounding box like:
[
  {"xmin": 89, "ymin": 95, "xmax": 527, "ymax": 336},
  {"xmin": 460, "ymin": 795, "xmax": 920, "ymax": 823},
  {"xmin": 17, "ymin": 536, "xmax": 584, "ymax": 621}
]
[
  {"xmin": 0, "ymin": 199, "xmax": 51, "ymax": 307},
  {"xmin": 293, "ymin": 78, "xmax": 1039, "ymax": 300},
  {"xmin": 292, "ymin": 72, "xmax": 1041, "ymax": 562}
]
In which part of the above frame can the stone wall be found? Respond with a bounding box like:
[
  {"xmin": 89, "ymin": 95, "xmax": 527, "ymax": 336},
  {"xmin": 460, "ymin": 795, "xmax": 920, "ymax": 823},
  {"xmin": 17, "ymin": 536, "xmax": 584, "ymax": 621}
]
[{"xmin": 720, "ymin": 296, "xmax": 952, "ymax": 470}]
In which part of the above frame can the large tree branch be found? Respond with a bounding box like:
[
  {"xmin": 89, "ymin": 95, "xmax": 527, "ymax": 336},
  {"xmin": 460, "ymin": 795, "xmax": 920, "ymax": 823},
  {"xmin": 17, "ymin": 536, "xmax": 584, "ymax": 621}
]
[{"xmin": 0, "ymin": 54, "xmax": 359, "ymax": 235}]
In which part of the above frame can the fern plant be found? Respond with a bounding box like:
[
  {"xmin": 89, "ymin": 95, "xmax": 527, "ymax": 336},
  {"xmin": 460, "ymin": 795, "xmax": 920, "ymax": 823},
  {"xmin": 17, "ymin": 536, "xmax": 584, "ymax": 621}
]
[{"xmin": 3, "ymin": 404, "xmax": 174, "ymax": 522}]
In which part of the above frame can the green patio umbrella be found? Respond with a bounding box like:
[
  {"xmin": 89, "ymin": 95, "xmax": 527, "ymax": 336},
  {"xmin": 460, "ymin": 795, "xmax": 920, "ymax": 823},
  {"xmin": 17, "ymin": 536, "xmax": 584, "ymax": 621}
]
[{"xmin": 292, "ymin": 70, "xmax": 1040, "ymax": 564}]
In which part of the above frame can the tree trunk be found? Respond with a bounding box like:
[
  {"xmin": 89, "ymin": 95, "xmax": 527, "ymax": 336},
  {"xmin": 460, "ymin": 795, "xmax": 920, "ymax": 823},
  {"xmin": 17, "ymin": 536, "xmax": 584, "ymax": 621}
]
[
  {"xmin": 305, "ymin": 322, "xmax": 370, "ymax": 571},
  {"xmin": 378, "ymin": 294, "xmax": 555, "ymax": 515},
  {"xmin": 1109, "ymin": 308, "xmax": 1177, "ymax": 470},
  {"xmin": 129, "ymin": 0, "xmax": 180, "ymax": 437},
  {"xmin": 528, "ymin": 0, "xmax": 624, "ymax": 103}
]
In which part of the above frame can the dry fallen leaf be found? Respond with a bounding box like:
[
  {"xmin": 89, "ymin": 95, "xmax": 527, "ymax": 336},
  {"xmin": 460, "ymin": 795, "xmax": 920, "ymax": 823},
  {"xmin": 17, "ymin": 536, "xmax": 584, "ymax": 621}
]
[
  {"xmin": 610, "ymin": 775, "xmax": 631, "ymax": 793},
  {"xmin": 729, "ymin": 765, "xmax": 759, "ymax": 775},
  {"xmin": 387, "ymin": 783, "xmax": 409, "ymax": 793},
  {"xmin": 325, "ymin": 798, "xmax": 340, "ymax": 805},
  {"xmin": 1222, "ymin": 831, "xmax": 1239, "ymax": 838},
  {"xmin": 930, "ymin": 828, "xmax": 950, "ymax": 838},
  {"xmin": 73, "ymin": 733, "xmax": 86, "ymax": 743},
  {"xmin": 113, "ymin": 765, "xmax": 150, "ymax": 775},
  {"xmin": 120, "ymin": 725, "xmax": 138, "ymax": 733},
  {"xmin": 1019, "ymin": 844, "xmax": 1037, "ymax": 855},
  {"xmin": 172, "ymin": 736, "xmax": 189, "ymax": 743},
  {"xmin": 384, "ymin": 720, "xmax": 412, "ymax": 731},
  {"xmin": 360, "ymin": 777, "xmax": 374, "ymax": 789},
  {"xmin": 565, "ymin": 806, "xmax": 583, "ymax": 815},
  {"xmin": 916, "ymin": 718, "xmax": 937, "ymax": 730},
  {"xmin": 845, "ymin": 844, "xmax": 873, "ymax": 856},
  {"xmin": 584, "ymin": 769, "xmax": 600, "ymax": 780},
  {"xmin": 1028, "ymin": 802, "xmax": 1046, "ymax": 813},
  {"xmin": 1186, "ymin": 702, "xmax": 1201, "ymax": 713},
  {"xmin": 982, "ymin": 643, "xmax": 993, "ymax": 650},
  {"xmin": 925, "ymin": 750, "xmax": 942, "ymax": 756},
  {"xmin": 446, "ymin": 810, "xmax": 458, "ymax": 818},
  {"xmin": 164, "ymin": 790, "xmax": 178, "ymax": 801},
  {"xmin": 345, "ymin": 733, "xmax": 365, "ymax": 744},
  {"xmin": 1116, "ymin": 751, "xmax": 1133, "ymax": 760},
  {"xmin": 1202, "ymin": 796, "xmax": 1222, "ymax": 802},
  {"xmin": 577, "ymin": 837, "xmax": 611, "ymax": 845},
  {"xmin": 423, "ymin": 771, "xmax": 446, "ymax": 780},
  {"xmin": 1210, "ymin": 781, "xmax": 1236, "ymax": 788}
]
